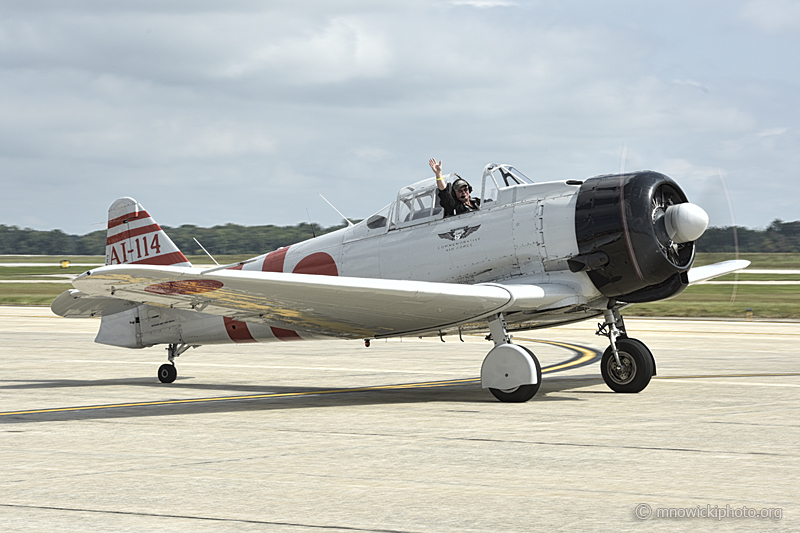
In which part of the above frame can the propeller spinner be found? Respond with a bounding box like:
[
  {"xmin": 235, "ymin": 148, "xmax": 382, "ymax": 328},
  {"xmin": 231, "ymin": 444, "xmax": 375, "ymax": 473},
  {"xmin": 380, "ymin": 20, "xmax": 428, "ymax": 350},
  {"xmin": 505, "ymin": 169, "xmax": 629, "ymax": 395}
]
[{"xmin": 664, "ymin": 203, "xmax": 709, "ymax": 244}]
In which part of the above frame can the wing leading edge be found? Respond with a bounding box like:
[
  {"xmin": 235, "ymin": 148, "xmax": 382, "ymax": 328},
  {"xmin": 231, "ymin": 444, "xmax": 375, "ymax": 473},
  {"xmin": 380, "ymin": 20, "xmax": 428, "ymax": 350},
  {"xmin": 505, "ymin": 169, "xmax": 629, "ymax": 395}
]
[
  {"xmin": 70, "ymin": 265, "xmax": 576, "ymax": 339},
  {"xmin": 687, "ymin": 259, "xmax": 750, "ymax": 284}
]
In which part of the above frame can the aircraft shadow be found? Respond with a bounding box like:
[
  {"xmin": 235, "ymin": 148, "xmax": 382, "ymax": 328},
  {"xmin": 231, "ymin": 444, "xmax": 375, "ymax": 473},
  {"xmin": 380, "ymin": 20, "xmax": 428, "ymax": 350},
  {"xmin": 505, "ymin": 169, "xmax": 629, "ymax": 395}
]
[
  {"xmin": 0, "ymin": 346, "xmax": 601, "ymax": 395},
  {"xmin": 0, "ymin": 375, "xmax": 607, "ymax": 424},
  {"xmin": 0, "ymin": 377, "xmax": 283, "ymax": 393},
  {"xmin": 1, "ymin": 348, "xmax": 603, "ymax": 423}
]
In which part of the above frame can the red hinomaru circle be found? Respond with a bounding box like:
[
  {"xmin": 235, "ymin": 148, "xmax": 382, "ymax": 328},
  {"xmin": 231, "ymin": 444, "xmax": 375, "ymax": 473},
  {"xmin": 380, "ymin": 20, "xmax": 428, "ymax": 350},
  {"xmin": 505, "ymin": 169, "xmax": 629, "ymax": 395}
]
[{"xmin": 144, "ymin": 279, "xmax": 223, "ymax": 295}]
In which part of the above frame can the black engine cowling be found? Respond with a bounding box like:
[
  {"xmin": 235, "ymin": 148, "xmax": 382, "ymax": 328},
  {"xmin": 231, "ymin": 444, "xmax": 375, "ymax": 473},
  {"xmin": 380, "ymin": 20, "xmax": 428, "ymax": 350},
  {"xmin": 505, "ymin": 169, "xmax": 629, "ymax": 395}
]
[{"xmin": 573, "ymin": 171, "xmax": 697, "ymax": 303}]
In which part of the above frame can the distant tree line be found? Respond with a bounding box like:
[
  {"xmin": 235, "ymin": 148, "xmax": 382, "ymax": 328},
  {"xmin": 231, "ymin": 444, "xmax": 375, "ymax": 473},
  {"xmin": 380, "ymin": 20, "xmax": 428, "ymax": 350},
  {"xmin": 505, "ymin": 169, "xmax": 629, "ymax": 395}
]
[
  {"xmin": 0, "ymin": 222, "xmax": 347, "ymax": 256},
  {"xmin": 695, "ymin": 219, "xmax": 800, "ymax": 253},
  {"xmin": 0, "ymin": 219, "xmax": 798, "ymax": 255}
]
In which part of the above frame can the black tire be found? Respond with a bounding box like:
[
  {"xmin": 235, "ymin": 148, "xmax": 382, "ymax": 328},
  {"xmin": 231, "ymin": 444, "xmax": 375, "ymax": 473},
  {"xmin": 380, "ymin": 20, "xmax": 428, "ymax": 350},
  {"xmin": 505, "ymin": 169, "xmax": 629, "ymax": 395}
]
[
  {"xmin": 489, "ymin": 346, "xmax": 542, "ymax": 403},
  {"xmin": 158, "ymin": 363, "xmax": 177, "ymax": 384},
  {"xmin": 624, "ymin": 337, "xmax": 657, "ymax": 376},
  {"xmin": 600, "ymin": 338, "xmax": 653, "ymax": 393}
]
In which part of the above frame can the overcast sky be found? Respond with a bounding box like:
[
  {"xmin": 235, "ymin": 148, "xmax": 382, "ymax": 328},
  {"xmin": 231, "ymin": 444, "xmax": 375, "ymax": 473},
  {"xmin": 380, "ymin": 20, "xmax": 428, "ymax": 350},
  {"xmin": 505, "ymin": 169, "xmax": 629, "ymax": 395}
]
[{"xmin": 1, "ymin": 0, "xmax": 798, "ymax": 235}]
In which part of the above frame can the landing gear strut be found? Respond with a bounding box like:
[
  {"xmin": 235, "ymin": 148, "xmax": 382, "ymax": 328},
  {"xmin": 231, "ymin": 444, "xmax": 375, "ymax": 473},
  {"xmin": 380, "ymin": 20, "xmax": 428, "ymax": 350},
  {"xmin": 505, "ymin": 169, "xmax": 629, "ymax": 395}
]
[
  {"xmin": 481, "ymin": 313, "xmax": 542, "ymax": 402},
  {"xmin": 597, "ymin": 309, "xmax": 655, "ymax": 393},
  {"xmin": 157, "ymin": 343, "xmax": 193, "ymax": 384}
]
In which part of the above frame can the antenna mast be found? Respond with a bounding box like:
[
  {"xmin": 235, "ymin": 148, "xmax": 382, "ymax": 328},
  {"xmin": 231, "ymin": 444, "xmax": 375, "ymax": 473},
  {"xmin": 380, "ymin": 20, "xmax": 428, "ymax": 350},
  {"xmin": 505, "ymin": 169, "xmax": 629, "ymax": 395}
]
[{"xmin": 319, "ymin": 194, "xmax": 354, "ymax": 227}]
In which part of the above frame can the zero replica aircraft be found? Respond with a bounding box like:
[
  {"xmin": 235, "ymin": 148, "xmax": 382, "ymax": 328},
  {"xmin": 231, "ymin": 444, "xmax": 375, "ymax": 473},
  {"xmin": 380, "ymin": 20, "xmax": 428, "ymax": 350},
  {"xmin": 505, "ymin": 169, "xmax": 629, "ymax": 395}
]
[{"xmin": 53, "ymin": 164, "xmax": 748, "ymax": 402}]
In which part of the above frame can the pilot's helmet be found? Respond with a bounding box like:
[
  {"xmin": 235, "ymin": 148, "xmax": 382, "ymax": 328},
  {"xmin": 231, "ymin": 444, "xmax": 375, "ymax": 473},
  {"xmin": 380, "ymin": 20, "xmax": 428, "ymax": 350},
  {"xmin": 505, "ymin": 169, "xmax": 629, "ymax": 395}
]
[{"xmin": 452, "ymin": 177, "xmax": 472, "ymax": 194}]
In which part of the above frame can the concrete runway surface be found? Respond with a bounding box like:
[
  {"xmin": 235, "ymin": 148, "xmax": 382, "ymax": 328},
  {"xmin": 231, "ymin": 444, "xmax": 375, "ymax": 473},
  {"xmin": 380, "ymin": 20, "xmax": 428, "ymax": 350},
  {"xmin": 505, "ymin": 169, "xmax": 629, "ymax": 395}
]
[{"xmin": 0, "ymin": 307, "xmax": 797, "ymax": 532}]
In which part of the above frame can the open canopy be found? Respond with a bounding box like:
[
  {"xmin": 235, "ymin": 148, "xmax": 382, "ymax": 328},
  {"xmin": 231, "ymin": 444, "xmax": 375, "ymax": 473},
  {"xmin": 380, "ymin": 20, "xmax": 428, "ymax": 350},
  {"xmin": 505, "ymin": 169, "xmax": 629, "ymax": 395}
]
[{"xmin": 359, "ymin": 164, "xmax": 535, "ymax": 233}]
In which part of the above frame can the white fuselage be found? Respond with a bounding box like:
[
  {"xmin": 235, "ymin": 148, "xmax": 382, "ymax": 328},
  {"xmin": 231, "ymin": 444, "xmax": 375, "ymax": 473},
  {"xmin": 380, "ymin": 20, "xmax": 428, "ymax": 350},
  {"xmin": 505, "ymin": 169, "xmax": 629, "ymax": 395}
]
[
  {"xmin": 253, "ymin": 180, "xmax": 597, "ymax": 290},
  {"xmin": 92, "ymin": 179, "xmax": 606, "ymax": 349}
]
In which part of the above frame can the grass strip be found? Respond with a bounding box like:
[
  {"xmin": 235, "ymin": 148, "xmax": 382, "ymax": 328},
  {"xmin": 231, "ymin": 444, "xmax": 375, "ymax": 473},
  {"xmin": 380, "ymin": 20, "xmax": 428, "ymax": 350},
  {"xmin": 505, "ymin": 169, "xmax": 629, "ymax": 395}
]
[
  {"xmin": 632, "ymin": 284, "xmax": 800, "ymax": 319},
  {"xmin": 0, "ymin": 283, "xmax": 69, "ymax": 305},
  {"xmin": 1, "ymin": 254, "xmax": 799, "ymax": 317}
]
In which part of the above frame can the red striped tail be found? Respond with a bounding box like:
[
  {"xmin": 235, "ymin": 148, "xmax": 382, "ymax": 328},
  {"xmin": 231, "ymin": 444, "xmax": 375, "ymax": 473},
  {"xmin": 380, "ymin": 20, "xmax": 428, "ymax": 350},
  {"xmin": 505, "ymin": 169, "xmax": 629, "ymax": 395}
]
[{"xmin": 105, "ymin": 197, "xmax": 192, "ymax": 267}]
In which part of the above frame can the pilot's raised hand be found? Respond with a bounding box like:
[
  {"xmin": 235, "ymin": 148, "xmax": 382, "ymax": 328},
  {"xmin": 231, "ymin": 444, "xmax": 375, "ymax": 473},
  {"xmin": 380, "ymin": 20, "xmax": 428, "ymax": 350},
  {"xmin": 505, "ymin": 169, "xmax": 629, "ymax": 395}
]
[
  {"xmin": 429, "ymin": 158, "xmax": 442, "ymax": 177},
  {"xmin": 429, "ymin": 158, "xmax": 446, "ymax": 190}
]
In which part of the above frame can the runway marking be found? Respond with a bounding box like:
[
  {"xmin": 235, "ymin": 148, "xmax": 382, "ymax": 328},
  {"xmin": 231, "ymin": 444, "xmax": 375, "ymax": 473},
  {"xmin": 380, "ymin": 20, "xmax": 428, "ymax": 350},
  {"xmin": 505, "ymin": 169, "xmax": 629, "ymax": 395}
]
[
  {"xmin": 0, "ymin": 280, "xmax": 73, "ymax": 283},
  {"xmin": 0, "ymin": 340, "xmax": 600, "ymax": 417},
  {"xmin": 2, "ymin": 371, "xmax": 798, "ymax": 417},
  {"xmin": 0, "ymin": 503, "xmax": 415, "ymax": 533},
  {"xmin": 654, "ymin": 373, "xmax": 800, "ymax": 387},
  {"xmin": 662, "ymin": 380, "xmax": 800, "ymax": 387},
  {"xmin": 0, "ymin": 378, "xmax": 483, "ymax": 417},
  {"xmin": 698, "ymin": 280, "xmax": 800, "ymax": 285},
  {"xmin": 57, "ymin": 360, "xmax": 475, "ymax": 374},
  {"xmin": 515, "ymin": 337, "xmax": 597, "ymax": 372},
  {"xmin": 654, "ymin": 373, "xmax": 800, "ymax": 379}
]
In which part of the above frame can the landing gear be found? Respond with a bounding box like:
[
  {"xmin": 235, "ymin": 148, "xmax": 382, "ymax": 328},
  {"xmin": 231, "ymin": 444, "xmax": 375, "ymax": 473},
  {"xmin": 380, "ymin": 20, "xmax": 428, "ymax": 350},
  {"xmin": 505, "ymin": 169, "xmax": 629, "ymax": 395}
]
[
  {"xmin": 157, "ymin": 343, "xmax": 194, "ymax": 384},
  {"xmin": 597, "ymin": 309, "xmax": 655, "ymax": 393},
  {"xmin": 481, "ymin": 313, "xmax": 542, "ymax": 403},
  {"xmin": 158, "ymin": 363, "xmax": 177, "ymax": 384},
  {"xmin": 488, "ymin": 345, "xmax": 542, "ymax": 402},
  {"xmin": 600, "ymin": 338, "xmax": 653, "ymax": 392}
]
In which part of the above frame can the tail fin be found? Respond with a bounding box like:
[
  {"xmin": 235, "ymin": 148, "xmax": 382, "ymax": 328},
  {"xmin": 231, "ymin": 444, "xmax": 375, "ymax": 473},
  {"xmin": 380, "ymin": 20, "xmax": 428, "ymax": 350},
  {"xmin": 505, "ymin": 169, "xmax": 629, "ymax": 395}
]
[{"xmin": 106, "ymin": 197, "xmax": 192, "ymax": 267}]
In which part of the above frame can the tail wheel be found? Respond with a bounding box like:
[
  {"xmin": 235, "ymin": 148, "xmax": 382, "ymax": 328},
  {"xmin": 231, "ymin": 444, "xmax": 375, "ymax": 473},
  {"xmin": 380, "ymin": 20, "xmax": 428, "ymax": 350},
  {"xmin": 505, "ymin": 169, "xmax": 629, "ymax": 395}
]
[
  {"xmin": 489, "ymin": 347, "xmax": 542, "ymax": 403},
  {"xmin": 158, "ymin": 363, "xmax": 177, "ymax": 384},
  {"xmin": 600, "ymin": 338, "xmax": 653, "ymax": 393}
]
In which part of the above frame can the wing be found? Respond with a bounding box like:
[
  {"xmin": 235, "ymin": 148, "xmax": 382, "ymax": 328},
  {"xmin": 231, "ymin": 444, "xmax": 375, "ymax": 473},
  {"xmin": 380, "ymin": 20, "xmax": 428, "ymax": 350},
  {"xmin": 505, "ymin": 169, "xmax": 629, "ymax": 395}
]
[
  {"xmin": 687, "ymin": 259, "xmax": 750, "ymax": 284},
  {"xmin": 70, "ymin": 265, "xmax": 575, "ymax": 338}
]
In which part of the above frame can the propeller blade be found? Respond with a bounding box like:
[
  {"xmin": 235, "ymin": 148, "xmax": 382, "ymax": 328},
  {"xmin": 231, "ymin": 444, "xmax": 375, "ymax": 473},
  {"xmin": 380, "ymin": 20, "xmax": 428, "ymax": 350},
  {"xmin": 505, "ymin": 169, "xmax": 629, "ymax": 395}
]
[{"xmin": 717, "ymin": 169, "xmax": 741, "ymax": 303}]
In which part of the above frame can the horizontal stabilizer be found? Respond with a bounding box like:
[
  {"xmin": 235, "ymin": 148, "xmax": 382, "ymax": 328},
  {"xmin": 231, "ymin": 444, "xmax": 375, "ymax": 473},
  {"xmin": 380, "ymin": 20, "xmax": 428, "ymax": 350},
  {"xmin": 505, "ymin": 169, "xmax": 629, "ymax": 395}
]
[
  {"xmin": 51, "ymin": 289, "xmax": 139, "ymax": 318},
  {"xmin": 687, "ymin": 260, "xmax": 750, "ymax": 285}
]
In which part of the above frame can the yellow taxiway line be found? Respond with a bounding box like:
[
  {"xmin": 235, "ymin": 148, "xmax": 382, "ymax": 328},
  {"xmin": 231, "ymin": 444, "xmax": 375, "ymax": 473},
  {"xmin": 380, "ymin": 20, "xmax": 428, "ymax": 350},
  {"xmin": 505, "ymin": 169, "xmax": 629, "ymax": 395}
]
[{"xmin": 515, "ymin": 337, "xmax": 598, "ymax": 372}]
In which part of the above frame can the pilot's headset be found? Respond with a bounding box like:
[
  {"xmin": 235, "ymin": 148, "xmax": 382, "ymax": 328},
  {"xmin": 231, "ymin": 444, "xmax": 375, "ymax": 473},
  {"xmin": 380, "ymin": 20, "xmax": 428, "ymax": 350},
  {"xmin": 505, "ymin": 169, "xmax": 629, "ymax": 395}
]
[{"xmin": 451, "ymin": 176, "xmax": 472, "ymax": 194}]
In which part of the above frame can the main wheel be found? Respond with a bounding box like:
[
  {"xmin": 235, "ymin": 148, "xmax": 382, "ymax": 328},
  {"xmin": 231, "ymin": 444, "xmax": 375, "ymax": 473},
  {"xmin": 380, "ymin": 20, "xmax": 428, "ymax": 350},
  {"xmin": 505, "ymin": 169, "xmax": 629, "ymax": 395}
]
[
  {"xmin": 600, "ymin": 338, "xmax": 653, "ymax": 393},
  {"xmin": 489, "ymin": 347, "xmax": 542, "ymax": 403},
  {"xmin": 158, "ymin": 363, "xmax": 177, "ymax": 384}
]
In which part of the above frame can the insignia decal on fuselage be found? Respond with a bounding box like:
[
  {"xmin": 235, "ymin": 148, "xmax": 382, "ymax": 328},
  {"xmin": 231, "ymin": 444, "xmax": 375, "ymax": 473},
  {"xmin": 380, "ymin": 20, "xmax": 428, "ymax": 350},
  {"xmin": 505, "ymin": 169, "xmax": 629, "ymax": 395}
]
[{"xmin": 438, "ymin": 225, "xmax": 481, "ymax": 241}]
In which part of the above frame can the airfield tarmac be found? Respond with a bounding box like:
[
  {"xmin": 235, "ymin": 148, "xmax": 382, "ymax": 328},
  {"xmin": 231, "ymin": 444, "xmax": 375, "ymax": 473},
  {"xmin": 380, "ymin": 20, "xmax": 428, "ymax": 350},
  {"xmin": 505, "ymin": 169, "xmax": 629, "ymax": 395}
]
[{"xmin": 0, "ymin": 307, "xmax": 797, "ymax": 532}]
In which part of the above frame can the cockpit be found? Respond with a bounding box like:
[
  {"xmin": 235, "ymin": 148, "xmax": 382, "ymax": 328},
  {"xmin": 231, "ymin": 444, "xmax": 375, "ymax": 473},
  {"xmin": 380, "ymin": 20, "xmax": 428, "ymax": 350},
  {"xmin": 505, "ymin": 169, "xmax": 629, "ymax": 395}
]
[{"xmin": 356, "ymin": 163, "xmax": 534, "ymax": 236}]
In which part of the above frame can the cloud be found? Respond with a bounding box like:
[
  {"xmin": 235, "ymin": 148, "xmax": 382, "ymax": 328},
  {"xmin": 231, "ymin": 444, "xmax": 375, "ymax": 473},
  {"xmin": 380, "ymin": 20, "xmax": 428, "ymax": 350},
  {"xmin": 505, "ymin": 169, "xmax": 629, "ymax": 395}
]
[
  {"xmin": 218, "ymin": 17, "xmax": 392, "ymax": 84},
  {"xmin": 756, "ymin": 127, "xmax": 788, "ymax": 137},
  {"xmin": 740, "ymin": 0, "xmax": 800, "ymax": 32},
  {"xmin": 672, "ymin": 79, "xmax": 710, "ymax": 94},
  {"xmin": 0, "ymin": 2, "xmax": 797, "ymax": 233},
  {"xmin": 449, "ymin": 0, "xmax": 518, "ymax": 7}
]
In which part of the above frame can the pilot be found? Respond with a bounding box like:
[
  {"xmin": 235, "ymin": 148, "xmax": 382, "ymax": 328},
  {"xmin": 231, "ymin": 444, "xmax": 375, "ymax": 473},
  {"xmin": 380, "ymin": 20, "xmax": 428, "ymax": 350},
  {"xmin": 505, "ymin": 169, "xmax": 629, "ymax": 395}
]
[{"xmin": 429, "ymin": 158, "xmax": 480, "ymax": 217}]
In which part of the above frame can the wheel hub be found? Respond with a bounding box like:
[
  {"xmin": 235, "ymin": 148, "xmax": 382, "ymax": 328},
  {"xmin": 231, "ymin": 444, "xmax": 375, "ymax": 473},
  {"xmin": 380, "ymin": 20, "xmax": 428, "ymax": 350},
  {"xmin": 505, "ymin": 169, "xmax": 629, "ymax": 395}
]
[{"xmin": 607, "ymin": 352, "xmax": 636, "ymax": 385}]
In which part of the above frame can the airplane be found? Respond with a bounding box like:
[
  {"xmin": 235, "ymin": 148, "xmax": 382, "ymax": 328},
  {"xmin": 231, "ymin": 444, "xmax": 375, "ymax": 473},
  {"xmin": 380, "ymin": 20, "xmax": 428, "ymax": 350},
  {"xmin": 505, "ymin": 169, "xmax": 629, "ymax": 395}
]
[{"xmin": 51, "ymin": 163, "xmax": 749, "ymax": 402}]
